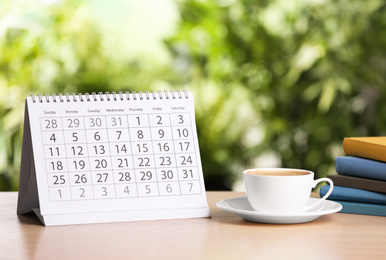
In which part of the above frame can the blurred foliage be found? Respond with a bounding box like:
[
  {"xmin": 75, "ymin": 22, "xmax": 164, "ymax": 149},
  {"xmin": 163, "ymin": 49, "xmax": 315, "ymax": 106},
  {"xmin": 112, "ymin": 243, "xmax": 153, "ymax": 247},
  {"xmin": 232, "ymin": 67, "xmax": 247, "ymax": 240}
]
[
  {"xmin": 0, "ymin": 0, "xmax": 176, "ymax": 190},
  {"xmin": 1, "ymin": 0, "xmax": 385, "ymax": 191},
  {"xmin": 165, "ymin": 0, "xmax": 386, "ymax": 189},
  {"xmin": 0, "ymin": 0, "xmax": 112, "ymax": 190}
]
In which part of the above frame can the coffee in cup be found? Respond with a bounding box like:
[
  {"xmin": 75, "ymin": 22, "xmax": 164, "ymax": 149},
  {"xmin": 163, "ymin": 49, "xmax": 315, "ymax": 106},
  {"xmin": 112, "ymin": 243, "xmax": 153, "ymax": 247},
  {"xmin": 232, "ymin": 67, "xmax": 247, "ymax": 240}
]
[{"xmin": 243, "ymin": 168, "xmax": 333, "ymax": 214}]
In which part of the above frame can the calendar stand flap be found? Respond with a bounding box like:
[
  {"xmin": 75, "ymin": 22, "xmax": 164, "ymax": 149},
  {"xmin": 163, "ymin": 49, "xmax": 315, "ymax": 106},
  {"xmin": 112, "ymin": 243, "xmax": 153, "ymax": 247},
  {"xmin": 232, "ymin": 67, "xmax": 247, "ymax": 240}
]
[
  {"xmin": 17, "ymin": 103, "xmax": 40, "ymax": 215},
  {"xmin": 31, "ymin": 208, "xmax": 46, "ymax": 225}
]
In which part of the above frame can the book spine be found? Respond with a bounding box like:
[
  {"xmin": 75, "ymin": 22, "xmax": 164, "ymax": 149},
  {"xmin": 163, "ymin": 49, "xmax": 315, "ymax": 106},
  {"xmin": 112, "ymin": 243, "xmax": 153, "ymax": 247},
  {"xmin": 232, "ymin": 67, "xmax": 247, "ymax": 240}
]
[
  {"xmin": 320, "ymin": 185, "xmax": 386, "ymax": 205},
  {"xmin": 343, "ymin": 138, "xmax": 386, "ymax": 162},
  {"xmin": 335, "ymin": 156, "xmax": 386, "ymax": 181},
  {"xmin": 327, "ymin": 174, "xmax": 386, "ymax": 193},
  {"xmin": 334, "ymin": 200, "xmax": 386, "ymax": 217}
]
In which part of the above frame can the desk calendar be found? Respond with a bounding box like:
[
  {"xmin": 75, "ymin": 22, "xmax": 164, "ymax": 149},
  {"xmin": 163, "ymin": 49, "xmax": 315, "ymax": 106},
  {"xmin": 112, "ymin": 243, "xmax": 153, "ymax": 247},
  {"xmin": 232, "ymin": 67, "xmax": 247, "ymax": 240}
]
[{"xmin": 17, "ymin": 91, "xmax": 210, "ymax": 226}]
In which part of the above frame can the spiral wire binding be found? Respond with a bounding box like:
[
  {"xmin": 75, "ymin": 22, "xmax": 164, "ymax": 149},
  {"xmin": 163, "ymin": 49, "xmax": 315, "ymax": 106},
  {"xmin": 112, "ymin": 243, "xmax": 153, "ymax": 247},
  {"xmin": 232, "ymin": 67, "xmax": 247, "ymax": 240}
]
[{"xmin": 30, "ymin": 90, "xmax": 189, "ymax": 103}]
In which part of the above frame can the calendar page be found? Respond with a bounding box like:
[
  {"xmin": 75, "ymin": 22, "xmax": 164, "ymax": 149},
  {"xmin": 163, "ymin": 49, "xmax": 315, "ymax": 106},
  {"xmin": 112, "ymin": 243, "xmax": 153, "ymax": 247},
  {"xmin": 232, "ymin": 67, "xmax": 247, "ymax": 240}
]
[{"xmin": 18, "ymin": 91, "xmax": 210, "ymax": 225}]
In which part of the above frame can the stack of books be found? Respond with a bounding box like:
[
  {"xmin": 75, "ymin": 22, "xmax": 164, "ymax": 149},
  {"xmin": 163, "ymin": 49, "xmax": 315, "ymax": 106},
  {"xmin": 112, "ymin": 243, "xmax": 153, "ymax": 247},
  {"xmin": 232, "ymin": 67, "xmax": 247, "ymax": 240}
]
[{"xmin": 319, "ymin": 137, "xmax": 386, "ymax": 216}]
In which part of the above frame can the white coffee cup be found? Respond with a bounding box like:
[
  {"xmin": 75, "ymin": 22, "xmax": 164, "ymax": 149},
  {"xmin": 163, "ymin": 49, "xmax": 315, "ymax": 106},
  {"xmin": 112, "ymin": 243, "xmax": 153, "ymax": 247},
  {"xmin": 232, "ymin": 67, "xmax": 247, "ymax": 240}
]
[{"xmin": 243, "ymin": 168, "xmax": 334, "ymax": 214}]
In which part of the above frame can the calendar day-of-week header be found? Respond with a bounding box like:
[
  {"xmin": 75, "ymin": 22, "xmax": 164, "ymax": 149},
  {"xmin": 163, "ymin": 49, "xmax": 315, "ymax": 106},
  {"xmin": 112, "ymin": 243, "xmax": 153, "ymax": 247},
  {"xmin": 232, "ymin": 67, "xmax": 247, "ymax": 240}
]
[
  {"xmin": 44, "ymin": 110, "xmax": 56, "ymax": 114},
  {"xmin": 106, "ymin": 108, "xmax": 125, "ymax": 113},
  {"xmin": 65, "ymin": 110, "xmax": 79, "ymax": 114},
  {"xmin": 129, "ymin": 108, "xmax": 144, "ymax": 112},
  {"xmin": 172, "ymin": 106, "xmax": 185, "ymax": 110},
  {"xmin": 87, "ymin": 109, "xmax": 101, "ymax": 113}
]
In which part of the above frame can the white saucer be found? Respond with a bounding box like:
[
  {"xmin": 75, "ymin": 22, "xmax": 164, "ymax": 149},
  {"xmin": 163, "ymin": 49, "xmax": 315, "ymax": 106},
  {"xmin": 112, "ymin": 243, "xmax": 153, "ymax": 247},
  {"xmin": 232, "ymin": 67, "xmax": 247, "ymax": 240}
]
[{"xmin": 216, "ymin": 196, "xmax": 342, "ymax": 224}]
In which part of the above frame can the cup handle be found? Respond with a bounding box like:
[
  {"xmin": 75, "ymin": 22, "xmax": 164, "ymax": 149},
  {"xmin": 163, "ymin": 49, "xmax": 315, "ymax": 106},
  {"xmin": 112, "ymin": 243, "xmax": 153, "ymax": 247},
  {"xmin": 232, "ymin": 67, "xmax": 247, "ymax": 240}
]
[{"xmin": 302, "ymin": 178, "xmax": 334, "ymax": 212}]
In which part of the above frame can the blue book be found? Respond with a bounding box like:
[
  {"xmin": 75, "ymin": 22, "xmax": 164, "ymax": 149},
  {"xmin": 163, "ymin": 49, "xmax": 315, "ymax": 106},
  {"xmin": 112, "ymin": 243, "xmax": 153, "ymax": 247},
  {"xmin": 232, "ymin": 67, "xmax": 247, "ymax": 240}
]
[
  {"xmin": 320, "ymin": 185, "xmax": 386, "ymax": 205},
  {"xmin": 336, "ymin": 156, "xmax": 386, "ymax": 181},
  {"xmin": 334, "ymin": 201, "xmax": 386, "ymax": 217}
]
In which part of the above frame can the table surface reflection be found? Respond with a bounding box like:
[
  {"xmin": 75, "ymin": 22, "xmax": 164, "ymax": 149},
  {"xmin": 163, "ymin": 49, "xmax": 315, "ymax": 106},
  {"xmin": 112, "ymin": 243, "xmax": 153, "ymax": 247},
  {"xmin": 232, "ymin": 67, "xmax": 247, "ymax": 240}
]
[{"xmin": 1, "ymin": 191, "xmax": 386, "ymax": 259}]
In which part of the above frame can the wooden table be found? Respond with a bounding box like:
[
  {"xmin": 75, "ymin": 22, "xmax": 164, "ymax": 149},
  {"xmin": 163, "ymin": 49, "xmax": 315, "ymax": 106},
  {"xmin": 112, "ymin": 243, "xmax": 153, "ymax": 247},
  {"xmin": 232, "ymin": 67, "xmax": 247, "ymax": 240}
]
[{"xmin": 2, "ymin": 191, "xmax": 386, "ymax": 259}]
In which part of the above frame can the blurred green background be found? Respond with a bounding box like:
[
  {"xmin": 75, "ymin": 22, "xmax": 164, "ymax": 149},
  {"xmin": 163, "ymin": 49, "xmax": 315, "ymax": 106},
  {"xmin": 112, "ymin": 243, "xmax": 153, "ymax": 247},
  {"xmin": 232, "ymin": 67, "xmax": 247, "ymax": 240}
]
[{"xmin": 1, "ymin": 0, "xmax": 385, "ymax": 191}]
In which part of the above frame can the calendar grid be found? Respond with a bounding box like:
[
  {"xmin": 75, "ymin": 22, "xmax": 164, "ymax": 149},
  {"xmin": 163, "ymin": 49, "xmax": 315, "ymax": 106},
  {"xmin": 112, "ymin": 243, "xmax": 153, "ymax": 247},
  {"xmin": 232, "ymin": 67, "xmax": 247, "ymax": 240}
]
[
  {"xmin": 80, "ymin": 115, "xmax": 91, "ymax": 203},
  {"xmin": 126, "ymin": 121, "xmax": 140, "ymax": 198},
  {"xmin": 147, "ymin": 113, "xmax": 162, "ymax": 197},
  {"xmin": 95, "ymin": 115, "xmax": 113, "ymax": 200},
  {"xmin": 41, "ymin": 112, "xmax": 203, "ymax": 202},
  {"xmin": 168, "ymin": 113, "xmax": 183, "ymax": 196}
]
